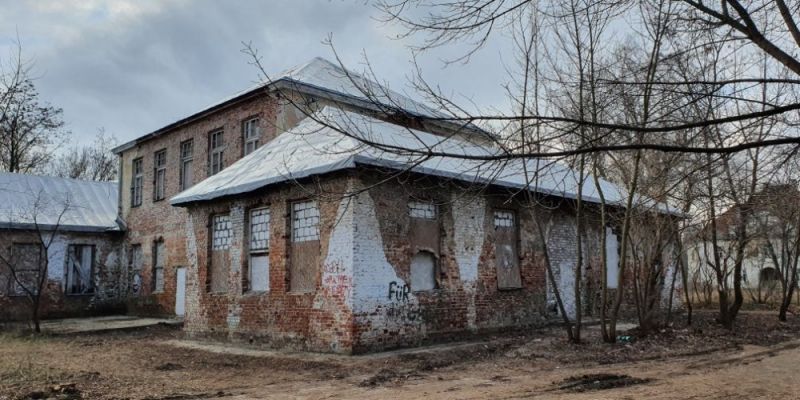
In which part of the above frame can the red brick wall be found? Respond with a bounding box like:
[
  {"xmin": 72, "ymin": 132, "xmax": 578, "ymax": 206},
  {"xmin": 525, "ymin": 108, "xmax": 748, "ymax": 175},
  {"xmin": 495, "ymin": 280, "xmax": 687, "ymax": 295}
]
[
  {"xmin": 181, "ymin": 175, "xmax": 356, "ymax": 352},
  {"xmin": 118, "ymin": 94, "xmax": 280, "ymax": 316}
]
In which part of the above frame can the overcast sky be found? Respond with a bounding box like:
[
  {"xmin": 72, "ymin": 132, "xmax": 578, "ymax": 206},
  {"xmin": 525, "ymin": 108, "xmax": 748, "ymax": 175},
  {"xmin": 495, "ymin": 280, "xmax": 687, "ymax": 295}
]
[{"xmin": 0, "ymin": 0, "xmax": 510, "ymax": 147}]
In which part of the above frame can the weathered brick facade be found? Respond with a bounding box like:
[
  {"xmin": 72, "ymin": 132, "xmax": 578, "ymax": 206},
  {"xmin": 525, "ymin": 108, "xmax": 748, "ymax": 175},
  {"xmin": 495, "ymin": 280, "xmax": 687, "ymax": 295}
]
[
  {"xmin": 174, "ymin": 169, "xmax": 668, "ymax": 353},
  {"xmin": 109, "ymin": 57, "xmax": 680, "ymax": 352},
  {"xmin": 0, "ymin": 230, "xmax": 124, "ymax": 321},
  {"xmin": 118, "ymin": 94, "xmax": 281, "ymax": 316}
]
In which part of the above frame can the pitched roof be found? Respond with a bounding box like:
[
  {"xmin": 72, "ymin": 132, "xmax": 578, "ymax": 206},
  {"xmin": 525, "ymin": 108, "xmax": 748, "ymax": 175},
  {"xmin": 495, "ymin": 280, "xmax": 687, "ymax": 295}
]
[
  {"xmin": 170, "ymin": 107, "xmax": 677, "ymax": 215},
  {"xmin": 0, "ymin": 172, "xmax": 120, "ymax": 232},
  {"xmin": 114, "ymin": 57, "xmax": 486, "ymax": 153}
]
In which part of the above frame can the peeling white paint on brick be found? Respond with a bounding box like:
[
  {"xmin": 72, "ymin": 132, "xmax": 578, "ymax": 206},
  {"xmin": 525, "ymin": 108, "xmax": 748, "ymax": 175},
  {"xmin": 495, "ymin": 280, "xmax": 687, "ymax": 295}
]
[
  {"xmin": 352, "ymin": 190, "xmax": 423, "ymax": 343},
  {"xmin": 321, "ymin": 196, "xmax": 355, "ymax": 309},
  {"xmin": 451, "ymin": 194, "xmax": 485, "ymax": 331},
  {"xmin": 452, "ymin": 195, "xmax": 485, "ymax": 283}
]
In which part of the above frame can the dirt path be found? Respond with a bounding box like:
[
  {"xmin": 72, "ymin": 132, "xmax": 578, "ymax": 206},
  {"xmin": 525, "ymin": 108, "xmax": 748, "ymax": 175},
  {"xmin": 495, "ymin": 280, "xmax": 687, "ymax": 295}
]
[
  {"xmin": 212, "ymin": 340, "xmax": 800, "ymax": 399},
  {"xmin": 2, "ymin": 312, "xmax": 799, "ymax": 399}
]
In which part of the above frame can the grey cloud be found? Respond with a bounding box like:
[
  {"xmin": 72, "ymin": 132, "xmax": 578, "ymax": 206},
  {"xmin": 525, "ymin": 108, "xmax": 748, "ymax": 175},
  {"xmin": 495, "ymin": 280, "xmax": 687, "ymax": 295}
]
[{"xmin": 1, "ymin": 1, "xmax": 509, "ymax": 146}]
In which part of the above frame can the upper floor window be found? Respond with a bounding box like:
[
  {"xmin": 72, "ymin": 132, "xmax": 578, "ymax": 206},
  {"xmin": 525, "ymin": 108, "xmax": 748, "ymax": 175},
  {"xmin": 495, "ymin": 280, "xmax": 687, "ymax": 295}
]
[
  {"xmin": 179, "ymin": 139, "xmax": 194, "ymax": 191},
  {"xmin": 243, "ymin": 117, "xmax": 261, "ymax": 156},
  {"xmin": 153, "ymin": 149, "xmax": 167, "ymax": 201},
  {"xmin": 209, "ymin": 130, "xmax": 225, "ymax": 176},
  {"xmin": 131, "ymin": 157, "xmax": 143, "ymax": 207}
]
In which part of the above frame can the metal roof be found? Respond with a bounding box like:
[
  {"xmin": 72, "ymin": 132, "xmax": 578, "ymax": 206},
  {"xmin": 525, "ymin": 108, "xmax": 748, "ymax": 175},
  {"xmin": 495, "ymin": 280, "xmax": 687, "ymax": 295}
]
[
  {"xmin": 113, "ymin": 57, "xmax": 489, "ymax": 154},
  {"xmin": 0, "ymin": 172, "xmax": 121, "ymax": 232},
  {"xmin": 170, "ymin": 107, "xmax": 679, "ymax": 216}
]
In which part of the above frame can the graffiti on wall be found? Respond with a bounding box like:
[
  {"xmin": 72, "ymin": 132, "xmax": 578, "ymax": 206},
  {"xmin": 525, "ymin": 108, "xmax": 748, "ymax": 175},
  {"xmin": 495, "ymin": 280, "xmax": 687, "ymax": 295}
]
[{"xmin": 386, "ymin": 281, "xmax": 419, "ymax": 320}]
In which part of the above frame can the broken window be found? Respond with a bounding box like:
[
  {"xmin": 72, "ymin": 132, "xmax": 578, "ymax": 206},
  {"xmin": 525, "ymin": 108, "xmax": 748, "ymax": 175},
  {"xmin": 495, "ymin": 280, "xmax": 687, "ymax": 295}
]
[
  {"xmin": 152, "ymin": 240, "xmax": 165, "ymax": 292},
  {"xmin": 8, "ymin": 243, "xmax": 43, "ymax": 296},
  {"xmin": 248, "ymin": 207, "xmax": 270, "ymax": 292},
  {"xmin": 153, "ymin": 149, "xmax": 167, "ymax": 201},
  {"xmin": 209, "ymin": 130, "xmax": 225, "ymax": 176},
  {"xmin": 410, "ymin": 251, "xmax": 437, "ymax": 291},
  {"xmin": 209, "ymin": 214, "xmax": 231, "ymax": 293},
  {"xmin": 605, "ymin": 227, "xmax": 619, "ymax": 289},
  {"xmin": 243, "ymin": 117, "xmax": 261, "ymax": 156},
  {"xmin": 66, "ymin": 244, "xmax": 94, "ymax": 295},
  {"xmin": 179, "ymin": 139, "xmax": 194, "ymax": 191},
  {"xmin": 494, "ymin": 210, "xmax": 521, "ymax": 289},
  {"xmin": 289, "ymin": 200, "xmax": 320, "ymax": 292},
  {"xmin": 131, "ymin": 157, "xmax": 143, "ymax": 207}
]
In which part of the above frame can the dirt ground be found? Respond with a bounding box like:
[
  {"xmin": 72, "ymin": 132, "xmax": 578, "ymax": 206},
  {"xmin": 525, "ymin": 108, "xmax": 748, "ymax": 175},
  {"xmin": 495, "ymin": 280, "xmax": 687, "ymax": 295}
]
[{"xmin": 1, "ymin": 310, "xmax": 799, "ymax": 400}]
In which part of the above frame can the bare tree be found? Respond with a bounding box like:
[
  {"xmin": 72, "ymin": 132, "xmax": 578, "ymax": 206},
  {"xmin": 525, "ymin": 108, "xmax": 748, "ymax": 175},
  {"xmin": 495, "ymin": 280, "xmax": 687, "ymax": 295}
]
[
  {"xmin": 49, "ymin": 129, "xmax": 119, "ymax": 181},
  {"xmin": 0, "ymin": 42, "xmax": 67, "ymax": 174},
  {"xmin": 0, "ymin": 188, "xmax": 71, "ymax": 332}
]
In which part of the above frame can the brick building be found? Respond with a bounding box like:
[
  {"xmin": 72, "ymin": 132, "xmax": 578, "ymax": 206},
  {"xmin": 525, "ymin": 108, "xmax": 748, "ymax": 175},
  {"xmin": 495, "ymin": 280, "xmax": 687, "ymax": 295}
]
[
  {"xmin": 0, "ymin": 56, "xmax": 677, "ymax": 350},
  {"xmin": 0, "ymin": 173, "xmax": 124, "ymax": 321}
]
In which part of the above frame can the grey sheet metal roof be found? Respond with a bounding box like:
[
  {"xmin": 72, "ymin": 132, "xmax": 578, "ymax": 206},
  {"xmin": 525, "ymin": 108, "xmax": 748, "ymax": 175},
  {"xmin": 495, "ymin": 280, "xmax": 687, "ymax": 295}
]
[
  {"xmin": 0, "ymin": 172, "xmax": 121, "ymax": 232},
  {"xmin": 113, "ymin": 57, "xmax": 489, "ymax": 154},
  {"xmin": 170, "ymin": 107, "xmax": 679, "ymax": 217}
]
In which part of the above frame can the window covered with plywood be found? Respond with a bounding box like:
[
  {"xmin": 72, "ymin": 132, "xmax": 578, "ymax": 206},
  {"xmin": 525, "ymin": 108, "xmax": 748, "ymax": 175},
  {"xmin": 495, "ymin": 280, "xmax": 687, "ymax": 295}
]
[
  {"xmin": 248, "ymin": 207, "xmax": 270, "ymax": 292},
  {"xmin": 289, "ymin": 201, "xmax": 320, "ymax": 292},
  {"xmin": 494, "ymin": 210, "xmax": 521, "ymax": 289},
  {"xmin": 209, "ymin": 214, "xmax": 231, "ymax": 293}
]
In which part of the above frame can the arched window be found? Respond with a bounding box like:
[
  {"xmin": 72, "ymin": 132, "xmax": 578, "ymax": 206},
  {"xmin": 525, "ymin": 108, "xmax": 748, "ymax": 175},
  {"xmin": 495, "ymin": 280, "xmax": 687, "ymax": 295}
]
[{"xmin": 410, "ymin": 251, "xmax": 437, "ymax": 291}]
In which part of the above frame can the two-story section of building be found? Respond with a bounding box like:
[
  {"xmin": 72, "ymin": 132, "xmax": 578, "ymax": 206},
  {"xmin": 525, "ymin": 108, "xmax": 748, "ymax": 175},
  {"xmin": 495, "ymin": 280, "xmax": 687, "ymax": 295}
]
[{"xmin": 114, "ymin": 57, "xmax": 490, "ymax": 316}]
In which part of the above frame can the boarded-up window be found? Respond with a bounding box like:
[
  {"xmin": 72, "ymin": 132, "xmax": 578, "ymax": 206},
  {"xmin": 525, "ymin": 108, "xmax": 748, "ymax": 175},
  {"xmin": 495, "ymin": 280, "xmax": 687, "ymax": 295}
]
[
  {"xmin": 9, "ymin": 243, "xmax": 43, "ymax": 296},
  {"xmin": 248, "ymin": 207, "xmax": 270, "ymax": 292},
  {"xmin": 605, "ymin": 227, "xmax": 619, "ymax": 289},
  {"xmin": 66, "ymin": 244, "xmax": 95, "ymax": 295},
  {"xmin": 209, "ymin": 214, "xmax": 231, "ymax": 293},
  {"xmin": 410, "ymin": 251, "xmax": 436, "ymax": 291},
  {"xmin": 494, "ymin": 210, "xmax": 521, "ymax": 289},
  {"xmin": 290, "ymin": 201, "xmax": 320, "ymax": 292},
  {"xmin": 152, "ymin": 240, "xmax": 165, "ymax": 292},
  {"xmin": 408, "ymin": 200, "xmax": 440, "ymax": 256},
  {"xmin": 129, "ymin": 244, "xmax": 143, "ymax": 294}
]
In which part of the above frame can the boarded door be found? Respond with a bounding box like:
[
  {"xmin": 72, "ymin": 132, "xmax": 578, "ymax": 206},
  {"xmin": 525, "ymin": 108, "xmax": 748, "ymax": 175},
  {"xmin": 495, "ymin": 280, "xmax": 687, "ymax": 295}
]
[
  {"xmin": 494, "ymin": 210, "xmax": 521, "ymax": 289},
  {"xmin": 175, "ymin": 267, "xmax": 186, "ymax": 317}
]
